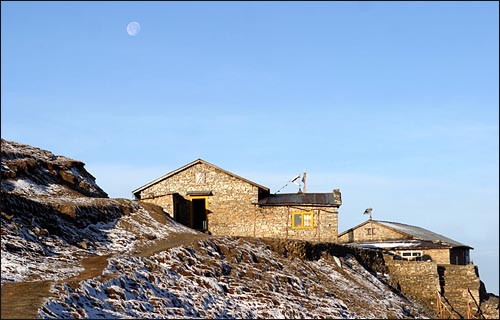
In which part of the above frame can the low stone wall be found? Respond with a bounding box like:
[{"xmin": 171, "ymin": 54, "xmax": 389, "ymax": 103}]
[
  {"xmin": 244, "ymin": 239, "xmax": 493, "ymax": 318},
  {"xmin": 383, "ymin": 255, "xmax": 441, "ymax": 311},
  {"xmin": 382, "ymin": 253, "xmax": 486, "ymax": 318},
  {"xmin": 438, "ymin": 264, "xmax": 481, "ymax": 318},
  {"xmin": 422, "ymin": 248, "xmax": 450, "ymax": 265}
]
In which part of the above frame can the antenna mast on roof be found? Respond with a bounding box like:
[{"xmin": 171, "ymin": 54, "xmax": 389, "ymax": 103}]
[
  {"xmin": 363, "ymin": 208, "xmax": 373, "ymax": 220},
  {"xmin": 303, "ymin": 170, "xmax": 306, "ymax": 193},
  {"xmin": 275, "ymin": 172, "xmax": 305, "ymax": 194}
]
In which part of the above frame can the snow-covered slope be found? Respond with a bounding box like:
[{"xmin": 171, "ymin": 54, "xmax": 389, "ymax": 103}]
[{"xmin": 39, "ymin": 237, "xmax": 428, "ymax": 319}]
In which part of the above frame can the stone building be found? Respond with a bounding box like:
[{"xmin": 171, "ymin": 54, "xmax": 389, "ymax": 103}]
[
  {"xmin": 132, "ymin": 159, "xmax": 342, "ymax": 242},
  {"xmin": 338, "ymin": 219, "xmax": 472, "ymax": 265},
  {"xmin": 339, "ymin": 219, "xmax": 486, "ymax": 317}
]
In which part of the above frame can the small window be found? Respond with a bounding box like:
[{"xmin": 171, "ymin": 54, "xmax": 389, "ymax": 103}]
[
  {"xmin": 292, "ymin": 211, "xmax": 314, "ymax": 229},
  {"xmin": 400, "ymin": 251, "xmax": 423, "ymax": 261},
  {"xmin": 195, "ymin": 172, "xmax": 205, "ymax": 184},
  {"xmin": 366, "ymin": 228, "xmax": 375, "ymax": 235}
]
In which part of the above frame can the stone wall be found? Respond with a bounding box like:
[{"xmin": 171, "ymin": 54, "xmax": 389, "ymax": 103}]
[
  {"xmin": 383, "ymin": 253, "xmax": 483, "ymax": 318},
  {"xmin": 383, "ymin": 255, "xmax": 441, "ymax": 310},
  {"xmin": 256, "ymin": 206, "xmax": 338, "ymax": 242},
  {"xmin": 388, "ymin": 248, "xmax": 451, "ymax": 265},
  {"xmin": 338, "ymin": 220, "xmax": 409, "ymax": 243},
  {"xmin": 423, "ymin": 248, "xmax": 450, "ymax": 265},
  {"xmin": 438, "ymin": 264, "xmax": 481, "ymax": 318},
  {"xmin": 140, "ymin": 194, "xmax": 175, "ymax": 217},
  {"xmin": 137, "ymin": 162, "xmax": 260, "ymax": 236}
]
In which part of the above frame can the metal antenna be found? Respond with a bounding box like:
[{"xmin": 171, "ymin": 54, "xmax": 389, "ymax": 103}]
[
  {"xmin": 363, "ymin": 208, "xmax": 373, "ymax": 220},
  {"xmin": 275, "ymin": 174, "xmax": 301, "ymax": 194}
]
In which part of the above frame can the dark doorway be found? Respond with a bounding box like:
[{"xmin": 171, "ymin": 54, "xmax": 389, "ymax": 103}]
[
  {"xmin": 172, "ymin": 194, "xmax": 190, "ymax": 226},
  {"xmin": 191, "ymin": 198, "xmax": 207, "ymax": 231}
]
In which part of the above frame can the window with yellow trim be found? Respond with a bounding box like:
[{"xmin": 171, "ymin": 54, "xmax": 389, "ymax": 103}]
[{"xmin": 292, "ymin": 211, "xmax": 314, "ymax": 229}]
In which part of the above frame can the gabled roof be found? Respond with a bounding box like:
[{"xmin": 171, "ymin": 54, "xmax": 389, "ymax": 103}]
[
  {"xmin": 258, "ymin": 193, "xmax": 340, "ymax": 207},
  {"xmin": 132, "ymin": 158, "xmax": 269, "ymax": 196},
  {"xmin": 339, "ymin": 219, "xmax": 471, "ymax": 249}
]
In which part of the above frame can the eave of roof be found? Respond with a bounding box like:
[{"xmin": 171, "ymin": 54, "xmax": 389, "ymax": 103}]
[
  {"xmin": 258, "ymin": 193, "xmax": 340, "ymax": 207},
  {"xmin": 132, "ymin": 158, "xmax": 269, "ymax": 196},
  {"xmin": 338, "ymin": 220, "xmax": 380, "ymax": 238},
  {"xmin": 348, "ymin": 240, "xmax": 472, "ymax": 250}
]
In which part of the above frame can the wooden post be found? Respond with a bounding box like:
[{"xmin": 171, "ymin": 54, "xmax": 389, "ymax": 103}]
[
  {"xmin": 437, "ymin": 291, "xmax": 442, "ymax": 319},
  {"xmin": 467, "ymin": 296, "xmax": 472, "ymax": 319},
  {"xmin": 286, "ymin": 206, "xmax": 289, "ymax": 239},
  {"xmin": 303, "ymin": 171, "xmax": 306, "ymax": 193}
]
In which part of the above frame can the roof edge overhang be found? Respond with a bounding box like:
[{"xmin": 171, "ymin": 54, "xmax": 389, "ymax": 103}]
[
  {"xmin": 450, "ymin": 245, "xmax": 474, "ymax": 250},
  {"xmin": 257, "ymin": 203, "xmax": 340, "ymax": 207},
  {"xmin": 346, "ymin": 241, "xmax": 473, "ymax": 251},
  {"xmin": 132, "ymin": 158, "xmax": 270, "ymax": 196}
]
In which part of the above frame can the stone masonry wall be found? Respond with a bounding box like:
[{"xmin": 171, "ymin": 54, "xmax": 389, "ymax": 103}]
[
  {"xmin": 390, "ymin": 248, "xmax": 450, "ymax": 265},
  {"xmin": 383, "ymin": 254, "xmax": 483, "ymax": 318},
  {"xmin": 140, "ymin": 195, "xmax": 174, "ymax": 218},
  {"xmin": 338, "ymin": 221, "xmax": 410, "ymax": 243},
  {"xmin": 256, "ymin": 206, "xmax": 338, "ymax": 242},
  {"xmin": 423, "ymin": 248, "xmax": 450, "ymax": 265},
  {"xmin": 383, "ymin": 255, "xmax": 441, "ymax": 311},
  {"xmin": 438, "ymin": 264, "xmax": 481, "ymax": 317},
  {"xmin": 138, "ymin": 162, "xmax": 259, "ymax": 237}
]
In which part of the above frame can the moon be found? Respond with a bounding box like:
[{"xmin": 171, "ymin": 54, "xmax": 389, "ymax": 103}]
[{"xmin": 126, "ymin": 22, "xmax": 141, "ymax": 36}]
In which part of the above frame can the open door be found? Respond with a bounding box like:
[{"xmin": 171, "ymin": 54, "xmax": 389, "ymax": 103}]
[{"xmin": 190, "ymin": 196, "xmax": 207, "ymax": 231}]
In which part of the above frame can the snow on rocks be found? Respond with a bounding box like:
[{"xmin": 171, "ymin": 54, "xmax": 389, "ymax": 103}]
[
  {"xmin": 39, "ymin": 237, "xmax": 428, "ymax": 319},
  {"xmin": 1, "ymin": 203, "xmax": 193, "ymax": 283},
  {"xmin": 1, "ymin": 138, "xmax": 107, "ymax": 198}
]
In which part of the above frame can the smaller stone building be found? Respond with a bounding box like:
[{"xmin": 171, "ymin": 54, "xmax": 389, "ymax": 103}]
[
  {"xmin": 132, "ymin": 159, "xmax": 342, "ymax": 242},
  {"xmin": 338, "ymin": 219, "xmax": 472, "ymax": 265}
]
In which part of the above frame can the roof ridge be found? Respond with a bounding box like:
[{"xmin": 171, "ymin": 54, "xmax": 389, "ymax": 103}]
[{"xmin": 132, "ymin": 158, "xmax": 269, "ymax": 196}]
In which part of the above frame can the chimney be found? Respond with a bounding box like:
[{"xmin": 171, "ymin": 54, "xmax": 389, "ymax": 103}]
[{"xmin": 333, "ymin": 189, "xmax": 342, "ymax": 205}]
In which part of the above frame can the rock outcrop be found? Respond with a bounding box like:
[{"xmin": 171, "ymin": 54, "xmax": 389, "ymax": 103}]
[{"xmin": 1, "ymin": 139, "xmax": 107, "ymax": 198}]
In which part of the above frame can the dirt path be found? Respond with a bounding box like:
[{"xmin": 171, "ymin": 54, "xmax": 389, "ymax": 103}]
[
  {"xmin": 134, "ymin": 232, "xmax": 210, "ymax": 257},
  {"xmin": 0, "ymin": 254, "xmax": 113, "ymax": 320},
  {"xmin": 1, "ymin": 280, "xmax": 54, "ymax": 319},
  {"xmin": 0, "ymin": 232, "xmax": 211, "ymax": 319}
]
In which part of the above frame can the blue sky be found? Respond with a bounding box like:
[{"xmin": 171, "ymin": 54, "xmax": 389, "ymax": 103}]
[{"xmin": 2, "ymin": 1, "xmax": 498, "ymax": 294}]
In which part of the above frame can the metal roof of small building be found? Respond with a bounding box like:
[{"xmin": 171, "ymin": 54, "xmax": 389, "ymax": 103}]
[
  {"xmin": 338, "ymin": 219, "xmax": 472, "ymax": 249},
  {"xmin": 375, "ymin": 220, "xmax": 470, "ymax": 248},
  {"xmin": 258, "ymin": 192, "xmax": 340, "ymax": 207},
  {"xmin": 349, "ymin": 239, "xmax": 457, "ymax": 250}
]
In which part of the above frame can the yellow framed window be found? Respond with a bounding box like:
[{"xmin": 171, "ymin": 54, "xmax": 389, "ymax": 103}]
[{"xmin": 292, "ymin": 211, "xmax": 314, "ymax": 229}]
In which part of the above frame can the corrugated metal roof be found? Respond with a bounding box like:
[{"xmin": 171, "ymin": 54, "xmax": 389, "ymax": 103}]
[
  {"xmin": 258, "ymin": 193, "xmax": 340, "ymax": 206},
  {"xmin": 349, "ymin": 240, "xmax": 453, "ymax": 250},
  {"xmin": 376, "ymin": 220, "xmax": 470, "ymax": 248}
]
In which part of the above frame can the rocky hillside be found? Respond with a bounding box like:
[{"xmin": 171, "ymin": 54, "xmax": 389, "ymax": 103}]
[
  {"xmin": 1, "ymin": 139, "xmax": 107, "ymax": 198},
  {"xmin": 0, "ymin": 139, "xmax": 459, "ymax": 318},
  {"xmin": 39, "ymin": 237, "xmax": 428, "ymax": 319}
]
